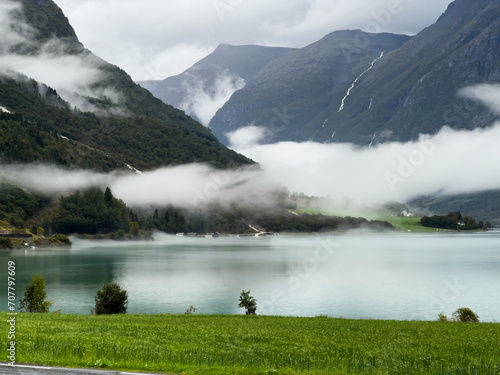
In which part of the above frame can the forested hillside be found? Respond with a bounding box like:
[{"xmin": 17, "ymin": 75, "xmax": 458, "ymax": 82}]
[{"xmin": 0, "ymin": 0, "xmax": 252, "ymax": 171}]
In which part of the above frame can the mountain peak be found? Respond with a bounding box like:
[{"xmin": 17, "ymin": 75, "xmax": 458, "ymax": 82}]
[
  {"xmin": 438, "ymin": 0, "xmax": 495, "ymax": 21},
  {"xmin": 19, "ymin": 0, "xmax": 80, "ymax": 44},
  {"xmin": 215, "ymin": 43, "xmax": 235, "ymax": 50}
]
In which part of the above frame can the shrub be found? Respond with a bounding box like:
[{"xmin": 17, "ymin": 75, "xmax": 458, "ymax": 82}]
[
  {"xmin": 19, "ymin": 275, "xmax": 53, "ymax": 313},
  {"xmin": 453, "ymin": 307, "xmax": 479, "ymax": 322},
  {"xmin": 238, "ymin": 290, "xmax": 257, "ymax": 315},
  {"xmin": 50, "ymin": 233, "xmax": 72, "ymax": 245},
  {"xmin": 94, "ymin": 282, "xmax": 128, "ymax": 315},
  {"xmin": 0, "ymin": 237, "xmax": 13, "ymax": 249}
]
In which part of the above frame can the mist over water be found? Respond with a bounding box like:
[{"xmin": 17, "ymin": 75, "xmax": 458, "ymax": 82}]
[{"xmin": 2, "ymin": 232, "xmax": 499, "ymax": 321}]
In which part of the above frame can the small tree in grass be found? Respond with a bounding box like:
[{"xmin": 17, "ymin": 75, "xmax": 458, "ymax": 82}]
[
  {"xmin": 238, "ymin": 290, "xmax": 257, "ymax": 315},
  {"xmin": 453, "ymin": 307, "xmax": 479, "ymax": 322},
  {"xmin": 437, "ymin": 313, "xmax": 448, "ymax": 322},
  {"xmin": 20, "ymin": 275, "xmax": 53, "ymax": 313},
  {"xmin": 94, "ymin": 282, "xmax": 128, "ymax": 315}
]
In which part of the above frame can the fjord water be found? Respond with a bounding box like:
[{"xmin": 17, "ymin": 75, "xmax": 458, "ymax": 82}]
[{"xmin": 2, "ymin": 231, "xmax": 499, "ymax": 321}]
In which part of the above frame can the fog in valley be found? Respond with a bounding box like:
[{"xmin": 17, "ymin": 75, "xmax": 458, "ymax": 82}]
[{"xmin": 2, "ymin": 115, "xmax": 500, "ymax": 214}]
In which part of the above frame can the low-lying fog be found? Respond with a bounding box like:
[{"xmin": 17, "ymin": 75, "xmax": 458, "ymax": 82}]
[{"xmin": 2, "ymin": 117, "xmax": 500, "ymax": 213}]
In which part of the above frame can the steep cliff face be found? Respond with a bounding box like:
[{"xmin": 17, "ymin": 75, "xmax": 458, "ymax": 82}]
[
  {"xmin": 206, "ymin": 0, "xmax": 499, "ymax": 146},
  {"xmin": 308, "ymin": 0, "xmax": 500, "ymax": 145}
]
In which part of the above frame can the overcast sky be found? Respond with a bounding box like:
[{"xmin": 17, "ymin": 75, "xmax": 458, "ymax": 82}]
[{"xmin": 53, "ymin": 0, "xmax": 453, "ymax": 81}]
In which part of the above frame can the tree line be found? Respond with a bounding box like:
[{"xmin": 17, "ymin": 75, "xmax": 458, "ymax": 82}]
[
  {"xmin": 1, "ymin": 184, "xmax": 397, "ymax": 239},
  {"xmin": 420, "ymin": 212, "xmax": 491, "ymax": 230}
]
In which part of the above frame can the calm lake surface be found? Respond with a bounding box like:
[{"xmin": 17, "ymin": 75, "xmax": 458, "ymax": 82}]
[{"xmin": 2, "ymin": 231, "xmax": 500, "ymax": 321}]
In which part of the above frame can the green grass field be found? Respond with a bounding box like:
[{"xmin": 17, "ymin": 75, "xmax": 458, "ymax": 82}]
[
  {"xmin": 378, "ymin": 216, "xmax": 437, "ymax": 232},
  {"xmin": 292, "ymin": 210, "xmax": 436, "ymax": 233},
  {"xmin": 2, "ymin": 312, "xmax": 499, "ymax": 374}
]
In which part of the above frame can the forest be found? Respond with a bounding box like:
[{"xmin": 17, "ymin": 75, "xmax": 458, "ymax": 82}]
[{"xmin": 420, "ymin": 212, "xmax": 491, "ymax": 230}]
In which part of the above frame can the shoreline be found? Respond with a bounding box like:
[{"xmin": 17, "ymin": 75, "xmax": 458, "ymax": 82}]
[
  {"xmin": 0, "ymin": 234, "xmax": 72, "ymax": 250},
  {"xmin": 1, "ymin": 310, "xmax": 498, "ymax": 323},
  {"xmin": 3, "ymin": 228, "xmax": 496, "ymax": 249}
]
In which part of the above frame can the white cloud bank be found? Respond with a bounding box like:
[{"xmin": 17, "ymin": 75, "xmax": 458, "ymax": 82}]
[
  {"xmin": 226, "ymin": 84, "xmax": 500, "ymax": 206},
  {"xmin": 0, "ymin": 163, "xmax": 279, "ymax": 210},
  {"xmin": 2, "ymin": 122, "xmax": 500, "ymax": 213},
  {"xmin": 227, "ymin": 124, "xmax": 500, "ymax": 207}
]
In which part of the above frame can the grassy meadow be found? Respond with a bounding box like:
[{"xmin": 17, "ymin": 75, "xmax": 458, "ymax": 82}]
[
  {"xmin": 2, "ymin": 312, "xmax": 500, "ymax": 374},
  {"xmin": 379, "ymin": 216, "xmax": 437, "ymax": 232},
  {"xmin": 292, "ymin": 209, "xmax": 436, "ymax": 233}
]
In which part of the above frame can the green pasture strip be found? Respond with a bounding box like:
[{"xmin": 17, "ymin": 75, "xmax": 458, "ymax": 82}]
[
  {"xmin": 2, "ymin": 313, "xmax": 500, "ymax": 375},
  {"xmin": 378, "ymin": 216, "xmax": 436, "ymax": 232}
]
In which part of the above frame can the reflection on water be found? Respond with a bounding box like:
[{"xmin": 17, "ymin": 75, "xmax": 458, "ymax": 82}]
[{"xmin": 1, "ymin": 231, "xmax": 499, "ymax": 321}]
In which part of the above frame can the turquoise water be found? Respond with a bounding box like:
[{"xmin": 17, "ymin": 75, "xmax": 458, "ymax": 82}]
[{"xmin": 1, "ymin": 231, "xmax": 499, "ymax": 321}]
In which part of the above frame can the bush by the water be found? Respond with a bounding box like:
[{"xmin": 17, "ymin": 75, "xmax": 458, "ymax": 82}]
[
  {"xmin": 238, "ymin": 290, "xmax": 257, "ymax": 315},
  {"xmin": 94, "ymin": 282, "xmax": 128, "ymax": 315},
  {"xmin": 49, "ymin": 234, "xmax": 72, "ymax": 245},
  {"xmin": 0, "ymin": 237, "xmax": 13, "ymax": 249},
  {"xmin": 19, "ymin": 275, "xmax": 53, "ymax": 313}
]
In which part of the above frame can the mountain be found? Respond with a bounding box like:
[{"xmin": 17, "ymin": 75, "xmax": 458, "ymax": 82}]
[
  {"xmin": 308, "ymin": 0, "xmax": 500, "ymax": 145},
  {"xmin": 138, "ymin": 44, "xmax": 294, "ymax": 124},
  {"xmin": 0, "ymin": 0, "xmax": 400, "ymax": 237},
  {"xmin": 208, "ymin": 31, "xmax": 411, "ymax": 144},
  {"xmin": 0, "ymin": 0, "xmax": 252, "ymax": 171},
  {"xmin": 209, "ymin": 0, "xmax": 500, "ymax": 146}
]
